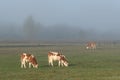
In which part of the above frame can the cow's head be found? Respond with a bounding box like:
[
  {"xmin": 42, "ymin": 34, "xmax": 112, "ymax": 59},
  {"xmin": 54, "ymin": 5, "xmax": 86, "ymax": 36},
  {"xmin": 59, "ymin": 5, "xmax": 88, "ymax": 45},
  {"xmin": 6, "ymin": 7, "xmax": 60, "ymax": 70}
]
[
  {"xmin": 86, "ymin": 46, "xmax": 89, "ymax": 49},
  {"xmin": 64, "ymin": 61, "xmax": 69, "ymax": 67},
  {"xmin": 60, "ymin": 55, "xmax": 69, "ymax": 67},
  {"xmin": 34, "ymin": 64, "xmax": 38, "ymax": 68}
]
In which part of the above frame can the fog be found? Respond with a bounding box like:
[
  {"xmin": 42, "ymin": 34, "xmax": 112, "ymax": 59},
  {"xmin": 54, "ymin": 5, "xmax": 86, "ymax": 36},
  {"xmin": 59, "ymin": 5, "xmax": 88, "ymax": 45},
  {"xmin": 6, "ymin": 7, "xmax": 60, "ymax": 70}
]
[{"xmin": 0, "ymin": 0, "xmax": 120, "ymax": 42}]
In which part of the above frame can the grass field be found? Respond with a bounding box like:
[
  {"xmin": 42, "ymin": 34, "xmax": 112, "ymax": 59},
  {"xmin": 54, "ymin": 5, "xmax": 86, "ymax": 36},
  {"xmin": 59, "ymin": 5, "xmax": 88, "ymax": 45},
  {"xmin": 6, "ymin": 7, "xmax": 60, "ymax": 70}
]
[{"xmin": 0, "ymin": 43, "xmax": 120, "ymax": 80}]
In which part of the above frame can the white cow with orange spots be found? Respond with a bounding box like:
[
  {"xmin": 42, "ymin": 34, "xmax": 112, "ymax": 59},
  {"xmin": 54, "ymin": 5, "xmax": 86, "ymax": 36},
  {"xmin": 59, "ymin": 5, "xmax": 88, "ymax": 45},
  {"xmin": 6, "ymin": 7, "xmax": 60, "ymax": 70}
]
[
  {"xmin": 48, "ymin": 51, "xmax": 68, "ymax": 67},
  {"xmin": 86, "ymin": 42, "xmax": 96, "ymax": 49},
  {"xmin": 20, "ymin": 53, "xmax": 38, "ymax": 68}
]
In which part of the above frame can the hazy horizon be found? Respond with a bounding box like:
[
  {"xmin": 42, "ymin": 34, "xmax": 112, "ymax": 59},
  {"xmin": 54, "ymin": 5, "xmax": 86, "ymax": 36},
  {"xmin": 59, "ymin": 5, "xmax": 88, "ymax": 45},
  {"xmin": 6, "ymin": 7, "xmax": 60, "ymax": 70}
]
[{"xmin": 0, "ymin": 0, "xmax": 120, "ymax": 41}]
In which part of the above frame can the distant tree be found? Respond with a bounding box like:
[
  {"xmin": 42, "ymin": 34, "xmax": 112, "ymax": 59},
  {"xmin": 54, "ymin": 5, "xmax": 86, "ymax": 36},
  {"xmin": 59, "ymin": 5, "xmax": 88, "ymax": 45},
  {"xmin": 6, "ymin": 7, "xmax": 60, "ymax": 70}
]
[{"xmin": 23, "ymin": 16, "xmax": 38, "ymax": 40}]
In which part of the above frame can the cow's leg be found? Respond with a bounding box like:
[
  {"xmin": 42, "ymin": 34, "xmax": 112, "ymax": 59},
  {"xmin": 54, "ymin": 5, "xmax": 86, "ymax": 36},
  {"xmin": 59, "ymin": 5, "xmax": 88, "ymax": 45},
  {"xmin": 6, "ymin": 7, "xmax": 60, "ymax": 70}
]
[
  {"xmin": 58, "ymin": 61, "xmax": 61, "ymax": 67},
  {"xmin": 61, "ymin": 61, "xmax": 64, "ymax": 67},
  {"xmin": 48, "ymin": 60, "xmax": 51, "ymax": 66},
  {"xmin": 51, "ymin": 60, "xmax": 54, "ymax": 66},
  {"xmin": 21, "ymin": 60, "xmax": 26, "ymax": 68},
  {"xmin": 50, "ymin": 60, "xmax": 54, "ymax": 66},
  {"xmin": 23, "ymin": 61, "xmax": 26, "ymax": 68},
  {"xmin": 29, "ymin": 63, "xmax": 32, "ymax": 68},
  {"xmin": 23, "ymin": 64, "xmax": 26, "ymax": 68},
  {"xmin": 61, "ymin": 63, "xmax": 64, "ymax": 67},
  {"xmin": 48, "ymin": 58, "xmax": 51, "ymax": 66},
  {"xmin": 21, "ymin": 62, "xmax": 23, "ymax": 68},
  {"xmin": 49, "ymin": 59, "xmax": 53, "ymax": 66},
  {"xmin": 21, "ymin": 60, "xmax": 23, "ymax": 68},
  {"xmin": 32, "ymin": 64, "xmax": 35, "ymax": 68}
]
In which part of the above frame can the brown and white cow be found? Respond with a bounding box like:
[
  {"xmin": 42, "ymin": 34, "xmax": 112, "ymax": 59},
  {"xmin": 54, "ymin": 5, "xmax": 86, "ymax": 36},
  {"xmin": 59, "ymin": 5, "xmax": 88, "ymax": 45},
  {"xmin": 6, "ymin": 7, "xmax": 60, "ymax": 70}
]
[
  {"xmin": 86, "ymin": 42, "xmax": 96, "ymax": 49},
  {"xmin": 20, "ymin": 53, "xmax": 38, "ymax": 68},
  {"xmin": 48, "ymin": 51, "xmax": 68, "ymax": 67}
]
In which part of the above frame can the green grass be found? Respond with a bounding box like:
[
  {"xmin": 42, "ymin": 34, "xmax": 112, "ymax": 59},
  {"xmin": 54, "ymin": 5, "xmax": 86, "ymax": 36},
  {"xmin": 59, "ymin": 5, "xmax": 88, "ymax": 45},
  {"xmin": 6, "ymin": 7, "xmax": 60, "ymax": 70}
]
[{"xmin": 0, "ymin": 44, "xmax": 120, "ymax": 80}]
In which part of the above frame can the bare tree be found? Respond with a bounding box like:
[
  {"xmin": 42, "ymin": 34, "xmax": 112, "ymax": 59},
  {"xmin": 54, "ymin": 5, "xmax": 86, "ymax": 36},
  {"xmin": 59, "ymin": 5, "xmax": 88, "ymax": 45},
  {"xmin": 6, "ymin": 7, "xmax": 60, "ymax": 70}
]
[{"xmin": 23, "ymin": 16, "xmax": 37, "ymax": 40}]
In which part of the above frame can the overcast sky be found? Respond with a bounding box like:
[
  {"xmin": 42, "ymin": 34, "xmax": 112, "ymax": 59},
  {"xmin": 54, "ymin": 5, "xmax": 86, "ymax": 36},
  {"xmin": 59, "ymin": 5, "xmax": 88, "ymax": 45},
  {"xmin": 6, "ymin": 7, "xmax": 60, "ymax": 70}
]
[{"xmin": 0, "ymin": 0, "xmax": 120, "ymax": 40}]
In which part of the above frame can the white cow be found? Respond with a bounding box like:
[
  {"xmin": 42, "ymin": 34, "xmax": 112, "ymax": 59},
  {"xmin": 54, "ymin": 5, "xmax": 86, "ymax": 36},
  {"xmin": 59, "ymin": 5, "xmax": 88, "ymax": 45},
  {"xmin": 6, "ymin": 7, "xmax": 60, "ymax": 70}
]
[
  {"xmin": 48, "ymin": 51, "xmax": 68, "ymax": 67},
  {"xmin": 20, "ymin": 53, "xmax": 38, "ymax": 68},
  {"xmin": 86, "ymin": 42, "xmax": 96, "ymax": 50}
]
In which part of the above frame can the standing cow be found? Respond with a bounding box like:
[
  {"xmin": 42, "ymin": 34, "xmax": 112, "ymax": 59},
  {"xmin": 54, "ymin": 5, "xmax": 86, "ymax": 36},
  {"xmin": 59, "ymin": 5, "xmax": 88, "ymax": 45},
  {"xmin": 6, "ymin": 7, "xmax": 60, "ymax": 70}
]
[
  {"xmin": 48, "ymin": 51, "xmax": 69, "ymax": 67},
  {"xmin": 20, "ymin": 53, "xmax": 38, "ymax": 68},
  {"xmin": 86, "ymin": 42, "xmax": 96, "ymax": 50}
]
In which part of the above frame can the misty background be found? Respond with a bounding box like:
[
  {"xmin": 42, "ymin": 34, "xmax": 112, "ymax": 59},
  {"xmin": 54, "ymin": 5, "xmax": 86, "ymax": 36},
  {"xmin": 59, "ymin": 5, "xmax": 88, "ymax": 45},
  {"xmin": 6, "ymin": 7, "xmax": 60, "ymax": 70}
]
[{"xmin": 0, "ymin": 0, "xmax": 120, "ymax": 42}]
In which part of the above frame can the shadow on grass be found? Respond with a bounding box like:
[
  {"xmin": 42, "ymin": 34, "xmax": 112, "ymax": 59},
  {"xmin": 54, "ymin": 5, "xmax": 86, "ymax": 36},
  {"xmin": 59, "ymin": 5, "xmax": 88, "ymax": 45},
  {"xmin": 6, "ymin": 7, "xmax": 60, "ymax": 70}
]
[
  {"xmin": 69, "ymin": 63, "xmax": 78, "ymax": 67},
  {"xmin": 39, "ymin": 63, "xmax": 80, "ymax": 68}
]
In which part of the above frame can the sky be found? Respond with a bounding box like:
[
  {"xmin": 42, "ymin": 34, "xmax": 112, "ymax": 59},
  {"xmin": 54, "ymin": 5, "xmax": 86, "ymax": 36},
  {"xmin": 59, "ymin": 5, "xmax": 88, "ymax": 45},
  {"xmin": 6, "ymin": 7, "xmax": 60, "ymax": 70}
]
[{"xmin": 0, "ymin": 0, "xmax": 120, "ymax": 41}]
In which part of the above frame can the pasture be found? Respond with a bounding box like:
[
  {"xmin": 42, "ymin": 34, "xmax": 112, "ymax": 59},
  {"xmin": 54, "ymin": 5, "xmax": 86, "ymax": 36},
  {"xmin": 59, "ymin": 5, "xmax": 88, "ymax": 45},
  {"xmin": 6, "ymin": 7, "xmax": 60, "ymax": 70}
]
[{"xmin": 0, "ymin": 43, "xmax": 120, "ymax": 80}]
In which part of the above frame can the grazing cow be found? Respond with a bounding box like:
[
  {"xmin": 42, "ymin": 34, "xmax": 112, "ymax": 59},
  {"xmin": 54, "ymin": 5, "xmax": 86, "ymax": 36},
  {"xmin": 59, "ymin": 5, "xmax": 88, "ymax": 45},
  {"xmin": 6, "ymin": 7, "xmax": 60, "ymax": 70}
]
[
  {"xmin": 86, "ymin": 42, "xmax": 96, "ymax": 49},
  {"xmin": 20, "ymin": 53, "xmax": 38, "ymax": 68},
  {"xmin": 48, "ymin": 51, "xmax": 68, "ymax": 67}
]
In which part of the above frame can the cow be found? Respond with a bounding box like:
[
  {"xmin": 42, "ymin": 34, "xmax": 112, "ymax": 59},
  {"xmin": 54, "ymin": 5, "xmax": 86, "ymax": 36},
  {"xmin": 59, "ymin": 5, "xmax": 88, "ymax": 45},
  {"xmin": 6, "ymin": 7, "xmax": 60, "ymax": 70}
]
[
  {"xmin": 20, "ymin": 53, "xmax": 38, "ymax": 68},
  {"xmin": 48, "ymin": 51, "xmax": 68, "ymax": 67},
  {"xmin": 86, "ymin": 42, "xmax": 96, "ymax": 50}
]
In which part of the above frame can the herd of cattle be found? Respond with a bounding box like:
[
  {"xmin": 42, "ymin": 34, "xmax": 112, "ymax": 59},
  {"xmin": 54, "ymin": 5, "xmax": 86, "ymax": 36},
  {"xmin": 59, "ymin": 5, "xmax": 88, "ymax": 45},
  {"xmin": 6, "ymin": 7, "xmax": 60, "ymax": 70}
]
[
  {"xmin": 20, "ymin": 42, "xmax": 96, "ymax": 68},
  {"xmin": 20, "ymin": 51, "xmax": 69, "ymax": 68}
]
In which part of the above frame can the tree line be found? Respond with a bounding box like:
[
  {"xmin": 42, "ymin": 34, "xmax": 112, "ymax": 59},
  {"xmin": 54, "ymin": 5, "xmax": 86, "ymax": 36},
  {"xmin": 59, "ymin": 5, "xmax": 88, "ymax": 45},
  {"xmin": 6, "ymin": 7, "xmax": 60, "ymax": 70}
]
[{"xmin": 0, "ymin": 16, "xmax": 117, "ymax": 42}]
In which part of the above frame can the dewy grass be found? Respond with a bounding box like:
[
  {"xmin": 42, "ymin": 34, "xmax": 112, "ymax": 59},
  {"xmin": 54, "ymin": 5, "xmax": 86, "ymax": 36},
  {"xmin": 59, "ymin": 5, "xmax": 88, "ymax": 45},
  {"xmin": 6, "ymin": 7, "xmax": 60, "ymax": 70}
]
[{"xmin": 0, "ymin": 44, "xmax": 120, "ymax": 80}]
